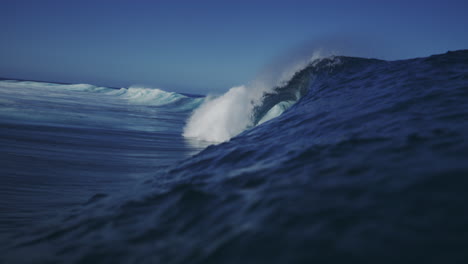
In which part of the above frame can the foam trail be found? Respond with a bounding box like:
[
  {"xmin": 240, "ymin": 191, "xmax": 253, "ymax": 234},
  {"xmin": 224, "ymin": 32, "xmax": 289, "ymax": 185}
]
[{"xmin": 183, "ymin": 51, "xmax": 324, "ymax": 143}]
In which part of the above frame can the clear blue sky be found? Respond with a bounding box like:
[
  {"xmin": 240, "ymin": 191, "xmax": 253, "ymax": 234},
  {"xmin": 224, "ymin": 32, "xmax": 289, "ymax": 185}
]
[{"xmin": 1, "ymin": 0, "xmax": 467, "ymax": 94}]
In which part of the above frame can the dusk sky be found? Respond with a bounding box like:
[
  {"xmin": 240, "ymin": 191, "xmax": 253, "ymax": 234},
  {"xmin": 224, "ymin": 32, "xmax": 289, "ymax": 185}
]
[{"xmin": 1, "ymin": 0, "xmax": 467, "ymax": 94}]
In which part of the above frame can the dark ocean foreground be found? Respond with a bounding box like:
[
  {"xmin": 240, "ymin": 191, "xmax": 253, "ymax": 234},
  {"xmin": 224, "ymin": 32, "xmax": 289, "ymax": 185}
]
[{"xmin": 1, "ymin": 50, "xmax": 468, "ymax": 263}]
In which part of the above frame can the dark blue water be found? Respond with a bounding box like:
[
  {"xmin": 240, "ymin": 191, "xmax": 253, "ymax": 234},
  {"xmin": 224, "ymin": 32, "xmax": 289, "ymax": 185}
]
[{"xmin": 1, "ymin": 50, "xmax": 468, "ymax": 263}]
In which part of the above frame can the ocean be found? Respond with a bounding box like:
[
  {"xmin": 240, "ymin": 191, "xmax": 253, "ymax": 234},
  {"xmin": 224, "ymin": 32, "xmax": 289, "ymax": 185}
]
[{"xmin": 1, "ymin": 50, "xmax": 468, "ymax": 263}]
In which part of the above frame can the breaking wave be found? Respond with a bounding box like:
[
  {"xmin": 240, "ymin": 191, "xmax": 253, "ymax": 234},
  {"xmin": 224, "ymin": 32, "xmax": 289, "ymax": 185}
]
[
  {"xmin": 183, "ymin": 52, "xmax": 342, "ymax": 142},
  {"xmin": 0, "ymin": 80, "xmax": 203, "ymax": 109}
]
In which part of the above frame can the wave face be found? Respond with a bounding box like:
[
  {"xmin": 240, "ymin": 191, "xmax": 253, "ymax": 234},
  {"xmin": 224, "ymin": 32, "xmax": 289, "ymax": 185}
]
[{"xmin": 2, "ymin": 50, "xmax": 468, "ymax": 263}]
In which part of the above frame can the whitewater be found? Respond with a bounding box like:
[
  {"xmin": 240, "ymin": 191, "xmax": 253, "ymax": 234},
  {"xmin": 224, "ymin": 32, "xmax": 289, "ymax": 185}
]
[{"xmin": 1, "ymin": 50, "xmax": 468, "ymax": 263}]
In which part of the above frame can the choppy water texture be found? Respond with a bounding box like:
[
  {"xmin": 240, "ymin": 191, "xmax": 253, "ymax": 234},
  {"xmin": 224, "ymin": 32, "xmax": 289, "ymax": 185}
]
[{"xmin": 1, "ymin": 50, "xmax": 468, "ymax": 263}]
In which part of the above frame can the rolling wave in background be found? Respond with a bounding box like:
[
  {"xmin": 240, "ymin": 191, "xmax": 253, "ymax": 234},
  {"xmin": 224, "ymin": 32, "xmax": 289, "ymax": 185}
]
[
  {"xmin": 1, "ymin": 50, "xmax": 468, "ymax": 263},
  {"xmin": 0, "ymin": 80, "xmax": 206, "ymax": 235}
]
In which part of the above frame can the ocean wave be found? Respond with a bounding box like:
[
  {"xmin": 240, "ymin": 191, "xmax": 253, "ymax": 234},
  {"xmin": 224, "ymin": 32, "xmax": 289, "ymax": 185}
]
[
  {"xmin": 0, "ymin": 80, "xmax": 203, "ymax": 110},
  {"xmin": 3, "ymin": 50, "xmax": 468, "ymax": 263}
]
